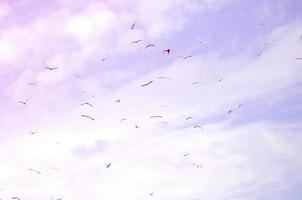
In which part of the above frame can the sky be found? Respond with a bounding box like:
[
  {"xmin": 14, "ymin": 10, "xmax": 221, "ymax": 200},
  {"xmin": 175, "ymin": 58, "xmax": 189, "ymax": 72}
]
[{"xmin": 0, "ymin": 0, "xmax": 302, "ymax": 199}]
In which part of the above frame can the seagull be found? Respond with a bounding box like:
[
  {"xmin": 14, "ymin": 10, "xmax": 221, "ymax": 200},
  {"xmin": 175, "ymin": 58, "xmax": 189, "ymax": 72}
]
[
  {"xmin": 194, "ymin": 125, "xmax": 202, "ymax": 129},
  {"xmin": 18, "ymin": 99, "xmax": 29, "ymax": 105},
  {"xmin": 28, "ymin": 168, "xmax": 41, "ymax": 174},
  {"xmin": 141, "ymin": 80, "xmax": 153, "ymax": 87},
  {"xmin": 296, "ymin": 57, "xmax": 302, "ymax": 60},
  {"xmin": 150, "ymin": 115, "xmax": 162, "ymax": 119},
  {"xmin": 81, "ymin": 102, "xmax": 93, "ymax": 107},
  {"xmin": 193, "ymin": 81, "xmax": 200, "ymax": 85},
  {"xmin": 185, "ymin": 116, "xmax": 193, "ymax": 120},
  {"xmin": 81, "ymin": 115, "xmax": 95, "ymax": 120},
  {"xmin": 135, "ymin": 124, "xmax": 140, "ymax": 129},
  {"xmin": 184, "ymin": 153, "xmax": 190, "ymax": 157},
  {"xmin": 115, "ymin": 99, "xmax": 121, "ymax": 103},
  {"xmin": 227, "ymin": 109, "xmax": 233, "ymax": 114},
  {"xmin": 179, "ymin": 55, "xmax": 192, "ymax": 59},
  {"xmin": 145, "ymin": 44, "xmax": 155, "ymax": 49},
  {"xmin": 131, "ymin": 39, "xmax": 142, "ymax": 44},
  {"xmin": 121, "ymin": 118, "xmax": 128, "ymax": 123},
  {"xmin": 12, "ymin": 197, "xmax": 21, "ymax": 200},
  {"xmin": 105, "ymin": 163, "xmax": 111, "ymax": 168},
  {"xmin": 29, "ymin": 131, "xmax": 38, "ymax": 135},
  {"xmin": 163, "ymin": 49, "xmax": 171, "ymax": 54},
  {"xmin": 130, "ymin": 23, "xmax": 136, "ymax": 29},
  {"xmin": 45, "ymin": 67, "xmax": 58, "ymax": 71}
]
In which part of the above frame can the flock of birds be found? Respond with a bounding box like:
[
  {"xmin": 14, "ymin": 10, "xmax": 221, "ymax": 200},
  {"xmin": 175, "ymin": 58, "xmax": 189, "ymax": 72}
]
[{"xmin": 3, "ymin": 20, "xmax": 302, "ymax": 200}]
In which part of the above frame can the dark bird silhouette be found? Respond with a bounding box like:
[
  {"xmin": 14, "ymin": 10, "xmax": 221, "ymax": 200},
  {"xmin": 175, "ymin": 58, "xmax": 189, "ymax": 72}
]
[
  {"xmin": 12, "ymin": 197, "xmax": 21, "ymax": 200},
  {"xmin": 194, "ymin": 125, "xmax": 201, "ymax": 129},
  {"xmin": 105, "ymin": 163, "xmax": 111, "ymax": 168},
  {"xmin": 18, "ymin": 99, "xmax": 29, "ymax": 105},
  {"xmin": 193, "ymin": 81, "xmax": 200, "ymax": 85},
  {"xmin": 163, "ymin": 49, "xmax": 171, "ymax": 54},
  {"xmin": 141, "ymin": 80, "xmax": 153, "ymax": 87},
  {"xmin": 148, "ymin": 192, "xmax": 154, "ymax": 196},
  {"xmin": 81, "ymin": 102, "xmax": 93, "ymax": 107},
  {"xmin": 130, "ymin": 23, "xmax": 136, "ymax": 29},
  {"xmin": 29, "ymin": 131, "xmax": 38, "ymax": 135},
  {"xmin": 115, "ymin": 99, "xmax": 121, "ymax": 103},
  {"xmin": 185, "ymin": 116, "xmax": 193, "ymax": 120},
  {"xmin": 150, "ymin": 115, "xmax": 162, "ymax": 119},
  {"xmin": 81, "ymin": 115, "xmax": 95, "ymax": 120},
  {"xmin": 179, "ymin": 55, "xmax": 192, "ymax": 59},
  {"xmin": 121, "ymin": 118, "xmax": 128, "ymax": 123},
  {"xmin": 27, "ymin": 82, "xmax": 37, "ymax": 86},
  {"xmin": 184, "ymin": 153, "xmax": 190, "ymax": 157},
  {"xmin": 296, "ymin": 57, "xmax": 302, "ymax": 60},
  {"xmin": 28, "ymin": 168, "xmax": 41, "ymax": 174},
  {"xmin": 45, "ymin": 67, "xmax": 58, "ymax": 71},
  {"xmin": 132, "ymin": 39, "xmax": 142, "ymax": 44},
  {"xmin": 135, "ymin": 124, "xmax": 140, "ymax": 129},
  {"xmin": 145, "ymin": 44, "xmax": 155, "ymax": 49},
  {"xmin": 227, "ymin": 109, "xmax": 233, "ymax": 114}
]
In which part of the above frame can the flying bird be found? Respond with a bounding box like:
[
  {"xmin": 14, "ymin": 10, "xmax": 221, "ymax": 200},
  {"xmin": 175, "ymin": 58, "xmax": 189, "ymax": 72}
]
[
  {"xmin": 145, "ymin": 44, "xmax": 155, "ymax": 49},
  {"xmin": 130, "ymin": 23, "xmax": 136, "ymax": 29},
  {"xmin": 18, "ymin": 99, "xmax": 29, "ymax": 105},
  {"xmin": 194, "ymin": 125, "xmax": 202, "ymax": 129},
  {"xmin": 101, "ymin": 58, "xmax": 107, "ymax": 61},
  {"xmin": 121, "ymin": 118, "xmax": 128, "ymax": 123},
  {"xmin": 163, "ymin": 49, "xmax": 171, "ymax": 54},
  {"xmin": 193, "ymin": 81, "xmax": 200, "ymax": 85},
  {"xmin": 148, "ymin": 192, "xmax": 154, "ymax": 196},
  {"xmin": 81, "ymin": 102, "xmax": 93, "ymax": 107},
  {"xmin": 141, "ymin": 80, "xmax": 153, "ymax": 87},
  {"xmin": 179, "ymin": 55, "xmax": 192, "ymax": 59},
  {"xmin": 184, "ymin": 153, "xmax": 190, "ymax": 157},
  {"xmin": 131, "ymin": 39, "xmax": 142, "ymax": 44},
  {"xmin": 135, "ymin": 124, "xmax": 140, "ymax": 129},
  {"xmin": 185, "ymin": 116, "xmax": 193, "ymax": 120},
  {"xmin": 29, "ymin": 131, "xmax": 38, "ymax": 135},
  {"xmin": 45, "ymin": 67, "xmax": 58, "ymax": 71},
  {"xmin": 81, "ymin": 115, "xmax": 95, "ymax": 120},
  {"xmin": 150, "ymin": 115, "xmax": 162, "ymax": 119},
  {"xmin": 12, "ymin": 197, "xmax": 21, "ymax": 200},
  {"xmin": 115, "ymin": 99, "xmax": 121, "ymax": 103},
  {"xmin": 227, "ymin": 109, "xmax": 233, "ymax": 114},
  {"xmin": 296, "ymin": 57, "xmax": 302, "ymax": 60},
  {"xmin": 28, "ymin": 168, "xmax": 41, "ymax": 174},
  {"xmin": 105, "ymin": 163, "xmax": 111, "ymax": 168}
]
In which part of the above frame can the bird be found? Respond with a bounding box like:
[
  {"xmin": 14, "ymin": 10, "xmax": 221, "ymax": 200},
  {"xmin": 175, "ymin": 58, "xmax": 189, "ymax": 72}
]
[
  {"xmin": 27, "ymin": 82, "xmax": 37, "ymax": 86},
  {"xmin": 148, "ymin": 192, "xmax": 154, "ymax": 196},
  {"xmin": 18, "ymin": 99, "xmax": 29, "ymax": 105},
  {"xmin": 121, "ymin": 118, "xmax": 128, "ymax": 123},
  {"xmin": 115, "ymin": 99, "xmax": 121, "ymax": 103},
  {"xmin": 105, "ymin": 163, "xmax": 111, "ymax": 168},
  {"xmin": 45, "ymin": 67, "xmax": 58, "ymax": 71},
  {"xmin": 29, "ymin": 131, "xmax": 38, "ymax": 135},
  {"xmin": 130, "ymin": 22, "xmax": 136, "ymax": 29},
  {"xmin": 179, "ymin": 55, "xmax": 192, "ymax": 59},
  {"xmin": 184, "ymin": 153, "xmax": 190, "ymax": 157},
  {"xmin": 101, "ymin": 58, "xmax": 106, "ymax": 61},
  {"xmin": 28, "ymin": 168, "xmax": 41, "ymax": 174},
  {"xmin": 131, "ymin": 39, "xmax": 142, "ymax": 44},
  {"xmin": 185, "ymin": 116, "xmax": 193, "ymax": 120},
  {"xmin": 81, "ymin": 102, "xmax": 93, "ymax": 107},
  {"xmin": 296, "ymin": 57, "xmax": 302, "ymax": 60},
  {"xmin": 135, "ymin": 124, "xmax": 140, "ymax": 129},
  {"xmin": 193, "ymin": 81, "xmax": 200, "ymax": 85},
  {"xmin": 145, "ymin": 44, "xmax": 155, "ymax": 49},
  {"xmin": 141, "ymin": 80, "xmax": 153, "ymax": 87},
  {"xmin": 194, "ymin": 125, "xmax": 202, "ymax": 129},
  {"xmin": 150, "ymin": 115, "xmax": 162, "ymax": 119},
  {"xmin": 227, "ymin": 109, "xmax": 233, "ymax": 114},
  {"xmin": 163, "ymin": 49, "xmax": 171, "ymax": 54},
  {"xmin": 12, "ymin": 197, "xmax": 21, "ymax": 200},
  {"xmin": 81, "ymin": 115, "xmax": 95, "ymax": 120}
]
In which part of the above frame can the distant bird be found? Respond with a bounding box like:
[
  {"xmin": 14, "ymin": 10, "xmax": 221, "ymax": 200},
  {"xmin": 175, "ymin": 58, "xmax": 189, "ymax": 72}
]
[
  {"xmin": 29, "ymin": 131, "xmax": 38, "ymax": 135},
  {"xmin": 218, "ymin": 78, "xmax": 223, "ymax": 82},
  {"xmin": 12, "ymin": 197, "xmax": 21, "ymax": 200},
  {"xmin": 141, "ymin": 80, "xmax": 153, "ymax": 87},
  {"xmin": 74, "ymin": 74, "xmax": 80, "ymax": 78},
  {"xmin": 145, "ymin": 44, "xmax": 155, "ymax": 49},
  {"xmin": 157, "ymin": 76, "xmax": 171, "ymax": 80},
  {"xmin": 101, "ymin": 58, "xmax": 107, "ymax": 61},
  {"xmin": 237, "ymin": 104, "xmax": 243, "ymax": 108},
  {"xmin": 121, "ymin": 118, "xmax": 128, "ymax": 123},
  {"xmin": 135, "ymin": 124, "xmax": 140, "ymax": 129},
  {"xmin": 18, "ymin": 99, "xmax": 29, "ymax": 105},
  {"xmin": 27, "ymin": 82, "xmax": 37, "ymax": 86},
  {"xmin": 184, "ymin": 153, "xmax": 190, "ymax": 157},
  {"xmin": 130, "ymin": 23, "xmax": 136, "ymax": 29},
  {"xmin": 148, "ymin": 192, "xmax": 154, "ymax": 196},
  {"xmin": 132, "ymin": 39, "xmax": 142, "ymax": 44},
  {"xmin": 45, "ymin": 67, "xmax": 58, "ymax": 71},
  {"xmin": 185, "ymin": 116, "xmax": 193, "ymax": 120},
  {"xmin": 150, "ymin": 115, "xmax": 162, "ymax": 119},
  {"xmin": 105, "ymin": 163, "xmax": 111, "ymax": 168},
  {"xmin": 115, "ymin": 99, "xmax": 121, "ymax": 103},
  {"xmin": 194, "ymin": 125, "xmax": 202, "ymax": 129},
  {"xmin": 81, "ymin": 102, "xmax": 93, "ymax": 107},
  {"xmin": 193, "ymin": 81, "xmax": 200, "ymax": 85},
  {"xmin": 163, "ymin": 49, "xmax": 171, "ymax": 54},
  {"xmin": 179, "ymin": 55, "xmax": 192, "ymax": 59},
  {"xmin": 227, "ymin": 109, "xmax": 233, "ymax": 114},
  {"xmin": 28, "ymin": 168, "xmax": 41, "ymax": 174},
  {"xmin": 81, "ymin": 115, "xmax": 95, "ymax": 120},
  {"xmin": 296, "ymin": 57, "xmax": 302, "ymax": 60}
]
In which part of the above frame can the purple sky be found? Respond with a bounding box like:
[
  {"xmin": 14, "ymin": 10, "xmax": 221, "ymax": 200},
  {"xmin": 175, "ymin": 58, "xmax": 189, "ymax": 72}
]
[{"xmin": 0, "ymin": 0, "xmax": 302, "ymax": 199}]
